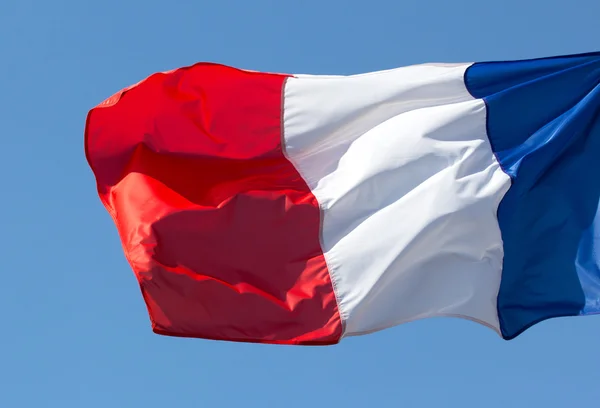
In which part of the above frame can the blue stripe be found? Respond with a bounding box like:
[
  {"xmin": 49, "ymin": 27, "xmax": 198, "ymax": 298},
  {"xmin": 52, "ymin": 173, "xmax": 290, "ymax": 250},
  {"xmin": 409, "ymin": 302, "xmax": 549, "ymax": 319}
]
[{"xmin": 464, "ymin": 52, "xmax": 600, "ymax": 339}]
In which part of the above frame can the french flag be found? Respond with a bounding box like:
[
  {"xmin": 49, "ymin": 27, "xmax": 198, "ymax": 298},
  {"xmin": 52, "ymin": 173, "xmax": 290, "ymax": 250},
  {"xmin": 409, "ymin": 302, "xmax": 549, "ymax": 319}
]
[{"xmin": 85, "ymin": 52, "xmax": 600, "ymax": 344}]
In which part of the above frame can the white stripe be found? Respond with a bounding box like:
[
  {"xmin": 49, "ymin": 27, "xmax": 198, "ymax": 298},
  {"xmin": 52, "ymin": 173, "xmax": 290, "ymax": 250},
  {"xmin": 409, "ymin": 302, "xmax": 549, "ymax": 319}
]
[{"xmin": 283, "ymin": 63, "xmax": 511, "ymax": 337}]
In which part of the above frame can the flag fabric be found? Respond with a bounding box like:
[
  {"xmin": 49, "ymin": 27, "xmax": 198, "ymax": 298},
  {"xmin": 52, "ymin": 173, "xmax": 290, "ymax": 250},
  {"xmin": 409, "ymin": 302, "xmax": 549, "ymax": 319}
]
[{"xmin": 85, "ymin": 52, "xmax": 600, "ymax": 345}]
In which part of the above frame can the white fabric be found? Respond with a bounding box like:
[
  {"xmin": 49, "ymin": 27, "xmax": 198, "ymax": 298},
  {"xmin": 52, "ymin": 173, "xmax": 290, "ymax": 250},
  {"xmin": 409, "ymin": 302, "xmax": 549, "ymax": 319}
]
[{"xmin": 282, "ymin": 63, "xmax": 511, "ymax": 337}]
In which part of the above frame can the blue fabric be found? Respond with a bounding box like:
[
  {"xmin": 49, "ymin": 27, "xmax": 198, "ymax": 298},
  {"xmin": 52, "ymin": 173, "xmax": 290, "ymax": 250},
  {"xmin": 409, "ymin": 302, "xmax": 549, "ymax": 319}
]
[{"xmin": 465, "ymin": 52, "xmax": 600, "ymax": 339}]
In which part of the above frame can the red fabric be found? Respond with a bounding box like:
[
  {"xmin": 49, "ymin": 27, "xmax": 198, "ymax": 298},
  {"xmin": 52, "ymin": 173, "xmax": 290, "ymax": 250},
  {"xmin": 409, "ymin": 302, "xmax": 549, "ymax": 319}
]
[{"xmin": 85, "ymin": 64, "xmax": 342, "ymax": 344}]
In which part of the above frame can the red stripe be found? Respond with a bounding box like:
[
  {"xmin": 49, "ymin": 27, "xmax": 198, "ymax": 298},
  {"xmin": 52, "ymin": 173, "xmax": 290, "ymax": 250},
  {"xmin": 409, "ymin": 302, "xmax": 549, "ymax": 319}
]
[{"xmin": 85, "ymin": 64, "xmax": 342, "ymax": 344}]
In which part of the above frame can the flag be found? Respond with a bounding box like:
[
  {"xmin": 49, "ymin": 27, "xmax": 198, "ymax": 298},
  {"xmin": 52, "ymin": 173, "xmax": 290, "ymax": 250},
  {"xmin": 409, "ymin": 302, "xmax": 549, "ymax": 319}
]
[{"xmin": 85, "ymin": 52, "xmax": 600, "ymax": 344}]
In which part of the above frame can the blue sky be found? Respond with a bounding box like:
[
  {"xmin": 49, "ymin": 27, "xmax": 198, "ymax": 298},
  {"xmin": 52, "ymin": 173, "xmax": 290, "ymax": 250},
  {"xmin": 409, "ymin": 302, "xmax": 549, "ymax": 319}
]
[{"xmin": 2, "ymin": 0, "xmax": 600, "ymax": 406}]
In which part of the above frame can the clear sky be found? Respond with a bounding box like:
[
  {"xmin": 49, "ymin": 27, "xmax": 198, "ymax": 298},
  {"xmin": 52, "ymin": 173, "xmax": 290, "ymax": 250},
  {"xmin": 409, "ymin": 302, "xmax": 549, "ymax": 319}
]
[{"xmin": 2, "ymin": 0, "xmax": 600, "ymax": 406}]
